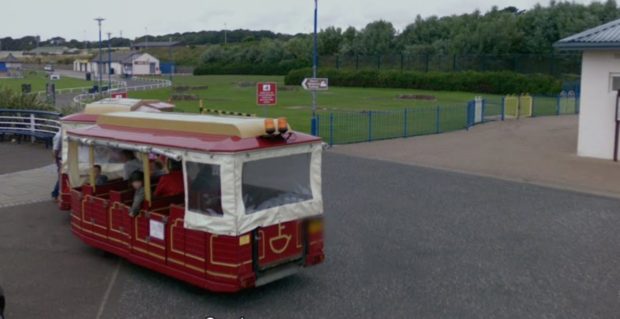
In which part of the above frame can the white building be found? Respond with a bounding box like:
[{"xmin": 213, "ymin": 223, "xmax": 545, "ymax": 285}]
[
  {"xmin": 555, "ymin": 19, "xmax": 620, "ymax": 161},
  {"xmin": 75, "ymin": 51, "xmax": 160, "ymax": 76}
]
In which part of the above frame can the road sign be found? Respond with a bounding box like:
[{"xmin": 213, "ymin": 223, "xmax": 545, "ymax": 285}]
[
  {"xmin": 302, "ymin": 78, "xmax": 329, "ymax": 91},
  {"xmin": 257, "ymin": 82, "xmax": 277, "ymax": 106}
]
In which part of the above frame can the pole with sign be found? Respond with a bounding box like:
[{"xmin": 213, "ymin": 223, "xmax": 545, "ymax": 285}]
[
  {"xmin": 257, "ymin": 82, "xmax": 277, "ymax": 117},
  {"xmin": 311, "ymin": 0, "xmax": 319, "ymax": 136}
]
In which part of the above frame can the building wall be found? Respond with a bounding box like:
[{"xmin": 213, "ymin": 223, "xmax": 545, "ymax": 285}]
[
  {"xmin": 578, "ymin": 50, "xmax": 620, "ymax": 160},
  {"xmin": 130, "ymin": 53, "xmax": 160, "ymax": 75}
]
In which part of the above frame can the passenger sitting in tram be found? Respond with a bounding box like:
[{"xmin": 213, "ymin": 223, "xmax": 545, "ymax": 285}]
[
  {"xmin": 128, "ymin": 170, "xmax": 145, "ymax": 217},
  {"xmin": 153, "ymin": 160, "xmax": 184, "ymax": 198},
  {"xmin": 120, "ymin": 150, "xmax": 142, "ymax": 180},
  {"xmin": 150, "ymin": 159, "xmax": 166, "ymax": 178},
  {"xmin": 93, "ymin": 165, "xmax": 109, "ymax": 186}
]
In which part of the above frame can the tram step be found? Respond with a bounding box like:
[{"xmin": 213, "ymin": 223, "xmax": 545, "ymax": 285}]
[{"xmin": 255, "ymin": 262, "xmax": 301, "ymax": 287}]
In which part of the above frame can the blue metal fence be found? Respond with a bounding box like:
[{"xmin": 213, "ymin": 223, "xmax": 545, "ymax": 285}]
[{"xmin": 315, "ymin": 94, "xmax": 580, "ymax": 145}]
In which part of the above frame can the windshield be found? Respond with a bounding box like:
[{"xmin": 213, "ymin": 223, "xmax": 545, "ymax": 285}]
[{"xmin": 242, "ymin": 153, "xmax": 313, "ymax": 214}]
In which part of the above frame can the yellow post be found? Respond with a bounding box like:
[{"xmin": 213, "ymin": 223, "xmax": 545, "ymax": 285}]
[
  {"xmin": 88, "ymin": 145, "xmax": 96, "ymax": 191},
  {"xmin": 199, "ymin": 99, "xmax": 204, "ymax": 114},
  {"xmin": 141, "ymin": 153, "xmax": 152, "ymax": 205},
  {"xmin": 68, "ymin": 141, "xmax": 80, "ymax": 187}
]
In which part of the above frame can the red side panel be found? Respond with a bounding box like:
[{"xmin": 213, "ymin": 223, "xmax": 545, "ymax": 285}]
[
  {"xmin": 132, "ymin": 214, "xmax": 152, "ymax": 261},
  {"xmin": 108, "ymin": 201, "xmax": 132, "ymax": 252},
  {"xmin": 70, "ymin": 188, "xmax": 83, "ymax": 233},
  {"xmin": 59, "ymin": 174, "xmax": 71, "ymax": 211},
  {"xmin": 84, "ymin": 195, "xmax": 110, "ymax": 241},
  {"xmin": 167, "ymin": 206, "xmax": 187, "ymax": 273},
  {"xmin": 147, "ymin": 211, "xmax": 168, "ymax": 265},
  {"xmin": 257, "ymin": 220, "xmax": 304, "ymax": 269},
  {"xmin": 184, "ymin": 228, "xmax": 208, "ymax": 277}
]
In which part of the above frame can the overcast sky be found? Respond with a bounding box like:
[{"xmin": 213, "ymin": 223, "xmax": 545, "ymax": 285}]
[{"xmin": 2, "ymin": 0, "xmax": 595, "ymax": 40}]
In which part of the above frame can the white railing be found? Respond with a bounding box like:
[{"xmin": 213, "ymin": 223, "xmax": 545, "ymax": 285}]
[
  {"xmin": 0, "ymin": 110, "xmax": 61, "ymax": 145},
  {"xmin": 35, "ymin": 79, "xmax": 127, "ymax": 97},
  {"xmin": 71, "ymin": 77, "xmax": 171, "ymax": 107}
]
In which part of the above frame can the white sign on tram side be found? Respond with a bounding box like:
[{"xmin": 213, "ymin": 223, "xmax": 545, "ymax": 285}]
[{"xmin": 149, "ymin": 220, "xmax": 165, "ymax": 241}]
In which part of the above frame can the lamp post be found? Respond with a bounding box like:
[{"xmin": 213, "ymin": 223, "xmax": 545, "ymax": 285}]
[
  {"xmin": 107, "ymin": 32, "xmax": 112, "ymax": 90},
  {"xmin": 310, "ymin": 0, "xmax": 319, "ymax": 135},
  {"xmin": 94, "ymin": 17, "xmax": 105, "ymax": 92}
]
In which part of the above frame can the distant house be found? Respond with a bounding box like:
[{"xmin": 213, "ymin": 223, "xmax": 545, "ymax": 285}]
[
  {"xmin": 29, "ymin": 46, "xmax": 70, "ymax": 55},
  {"xmin": 0, "ymin": 53, "xmax": 22, "ymax": 72},
  {"xmin": 80, "ymin": 51, "xmax": 161, "ymax": 76},
  {"xmin": 73, "ymin": 58, "xmax": 90, "ymax": 73}
]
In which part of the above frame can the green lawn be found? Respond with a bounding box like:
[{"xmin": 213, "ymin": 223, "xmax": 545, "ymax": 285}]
[
  {"xmin": 129, "ymin": 75, "xmax": 504, "ymax": 133},
  {"xmin": 0, "ymin": 71, "xmax": 91, "ymax": 92}
]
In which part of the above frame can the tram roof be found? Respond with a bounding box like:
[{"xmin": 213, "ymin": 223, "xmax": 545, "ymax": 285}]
[{"xmin": 66, "ymin": 112, "xmax": 320, "ymax": 153}]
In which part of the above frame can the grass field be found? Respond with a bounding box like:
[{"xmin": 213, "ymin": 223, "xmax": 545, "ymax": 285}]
[
  {"xmin": 0, "ymin": 71, "xmax": 91, "ymax": 93},
  {"xmin": 129, "ymin": 75, "xmax": 509, "ymax": 133}
]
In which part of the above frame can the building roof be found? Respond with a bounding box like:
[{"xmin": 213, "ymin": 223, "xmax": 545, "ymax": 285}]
[
  {"xmin": 132, "ymin": 41, "xmax": 180, "ymax": 49},
  {"xmin": 66, "ymin": 112, "xmax": 320, "ymax": 153},
  {"xmin": 29, "ymin": 46, "xmax": 69, "ymax": 54},
  {"xmin": 90, "ymin": 51, "xmax": 144, "ymax": 63},
  {"xmin": 0, "ymin": 53, "xmax": 20, "ymax": 63},
  {"xmin": 555, "ymin": 18, "xmax": 620, "ymax": 50}
]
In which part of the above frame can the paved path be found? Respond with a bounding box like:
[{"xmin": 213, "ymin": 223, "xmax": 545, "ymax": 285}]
[
  {"xmin": 0, "ymin": 142, "xmax": 57, "ymax": 207},
  {"xmin": 334, "ymin": 115, "xmax": 620, "ymax": 198},
  {"xmin": 2, "ymin": 152, "xmax": 620, "ymax": 318}
]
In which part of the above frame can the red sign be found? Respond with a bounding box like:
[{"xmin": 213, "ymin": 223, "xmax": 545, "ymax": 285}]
[
  {"xmin": 111, "ymin": 92, "xmax": 128, "ymax": 99},
  {"xmin": 257, "ymin": 82, "xmax": 277, "ymax": 106}
]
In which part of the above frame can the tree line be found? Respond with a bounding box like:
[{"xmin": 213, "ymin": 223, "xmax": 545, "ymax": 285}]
[{"xmin": 2, "ymin": 1, "xmax": 618, "ymax": 64}]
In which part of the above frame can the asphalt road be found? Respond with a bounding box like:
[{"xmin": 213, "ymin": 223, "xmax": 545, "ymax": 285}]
[
  {"xmin": 0, "ymin": 142, "xmax": 50, "ymax": 174},
  {"xmin": 1, "ymin": 152, "xmax": 620, "ymax": 318}
]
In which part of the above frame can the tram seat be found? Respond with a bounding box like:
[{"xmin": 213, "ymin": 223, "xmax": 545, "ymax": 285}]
[{"xmin": 146, "ymin": 194, "xmax": 184, "ymax": 213}]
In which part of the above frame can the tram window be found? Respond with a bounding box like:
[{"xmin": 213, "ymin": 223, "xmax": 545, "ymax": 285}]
[
  {"xmin": 185, "ymin": 162, "xmax": 223, "ymax": 217},
  {"xmin": 242, "ymin": 153, "xmax": 312, "ymax": 214}
]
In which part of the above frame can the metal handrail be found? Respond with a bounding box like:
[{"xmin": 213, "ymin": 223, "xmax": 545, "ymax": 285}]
[{"xmin": 0, "ymin": 113, "xmax": 61, "ymax": 140}]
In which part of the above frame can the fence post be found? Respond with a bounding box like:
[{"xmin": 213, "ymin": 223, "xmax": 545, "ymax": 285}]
[
  {"xmin": 531, "ymin": 96, "xmax": 536, "ymax": 118},
  {"xmin": 329, "ymin": 113, "xmax": 334, "ymax": 146},
  {"xmin": 501, "ymin": 97, "xmax": 505, "ymax": 121},
  {"xmin": 556, "ymin": 95, "xmax": 561, "ymax": 116},
  {"xmin": 435, "ymin": 106, "xmax": 441, "ymax": 134},
  {"xmin": 311, "ymin": 115, "xmax": 318, "ymax": 136},
  {"xmin": 29, "ymin": 113, "xmax": 35, "ymax": 143},
  {"xmin": 481, "ymin": 99, "xmax": 486, "ymax": 123},
  {"xmin": 368, "ymin": 111, "xmax": 373, "ymax": 142},
  {"xmin": 403, "ymin": 108, "xmax": 408, "ymax": 137}
]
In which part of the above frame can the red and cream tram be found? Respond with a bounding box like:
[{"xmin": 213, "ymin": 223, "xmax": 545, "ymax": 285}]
[
  {"xmin": 58, "ymin": 98, "xmax": 174, "ymax": 210},
  {"xmin": 65, "ymin": 112, "xmax": 324, "ymax": 292}
]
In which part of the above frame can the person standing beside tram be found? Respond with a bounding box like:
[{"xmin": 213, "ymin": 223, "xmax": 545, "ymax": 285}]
[{"xmin": 51, "ymin": 131, "xmax": 62, "ymax": 202}]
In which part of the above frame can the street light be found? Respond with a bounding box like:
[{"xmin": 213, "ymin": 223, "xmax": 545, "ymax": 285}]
[
  {"xmin": 107, "ymin": 32, "xmax": 112, "ymax": 89},
  {"xmin": 94, "ymin": 17, "xmax": 105, "ymax": 92},
  {"xmin": 311, "ymin": 0, "xmax": 319, "ymax": 135}
]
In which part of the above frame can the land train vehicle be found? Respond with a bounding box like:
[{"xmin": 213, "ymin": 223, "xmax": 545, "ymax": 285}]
[
  {"xmin": 58, "ymin": 98, "xmax": 174, "ymax": 210},
  {"xmin": 65, "ymin": 112, "xmax": 325, "ymax": 292}
]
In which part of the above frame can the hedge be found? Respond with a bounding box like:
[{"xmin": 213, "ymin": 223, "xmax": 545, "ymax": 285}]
[
  {"xmin": 194, "ymin": 60, "xmax": 309, "ymax": 76},
  {"xmin": 284, "ymin": 68, "xmax": 562, "ymax": 95}
]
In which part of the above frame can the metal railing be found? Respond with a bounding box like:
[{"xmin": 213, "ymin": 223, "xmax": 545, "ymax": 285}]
[
  {"xmin": 71, "ymin": 77, "xmax": 172, "ymax": 106},
  {"xmin": 0, "ymin": 109, "xmax": 61, "ymax": 146},
  {"xmin": 315, "ymin": 93, "xmax": 580, "ymax": 145}
]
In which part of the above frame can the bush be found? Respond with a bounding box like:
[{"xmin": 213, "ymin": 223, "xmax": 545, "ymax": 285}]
[
  {"xmin": 0, "ymin": 87, "xmax": 52, "ymax": 110},
  {"xmin": 284, "ymin": 68, "xmax": 562, "ymax": 95},
  {"xmin": 194, "ymin": 60, "xmax": 309, "ymax": 76}
]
